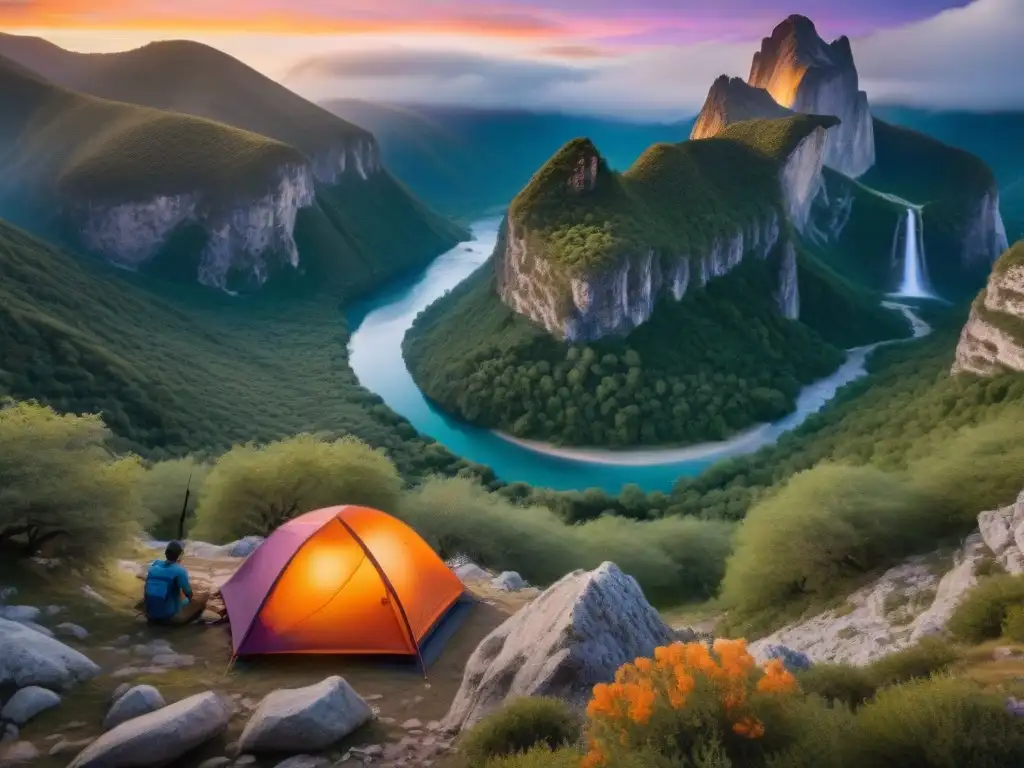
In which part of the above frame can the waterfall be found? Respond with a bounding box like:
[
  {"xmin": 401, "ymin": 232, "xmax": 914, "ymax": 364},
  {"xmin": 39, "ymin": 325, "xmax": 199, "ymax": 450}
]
[{"xmin": 892, "ymin": 207, "xmax": 934, "ymax": 298}]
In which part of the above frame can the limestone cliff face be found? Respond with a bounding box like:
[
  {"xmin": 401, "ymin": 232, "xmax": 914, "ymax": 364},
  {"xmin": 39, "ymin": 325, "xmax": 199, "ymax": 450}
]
[
  {"xmin": 309, "ymin": 137, "xmax": 382, "ymax": 184},
  {"xmin": 780, "ymin": 126, "xmax": 829, "ymax": 232},
  {"xmin": 690, "ymin": 76, "xmax": 792, "ymax": 141},
  {"xmin": 960, "ymin": 188, "xmax": 1010, "ymax": 271},
  {"xmin": 70, "ymin": 163, "xmax": 316, "ymax": 291},
  {"xmin": 952, "ymin": 242, "xmax": 1024, "ymax": 376},
  {"xmin": 496, "ymin": 210, "xmax": 788, "ymax": 343},
  {"xmin": 748, "ymin": 16, "xmax": 874, "ymax": 178}
]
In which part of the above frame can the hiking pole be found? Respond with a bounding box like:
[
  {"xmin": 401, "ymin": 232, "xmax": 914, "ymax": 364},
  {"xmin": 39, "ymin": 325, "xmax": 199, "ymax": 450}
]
[{"xmin": 177, "ymin": 468, "xmax": 194, "ymax": 543}]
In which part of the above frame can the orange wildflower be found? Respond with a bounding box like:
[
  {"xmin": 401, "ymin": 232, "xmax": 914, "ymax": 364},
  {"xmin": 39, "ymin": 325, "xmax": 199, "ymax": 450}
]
[{"xmin": 732, "ymin": 716, "xmax": 766, "ymax": 739}]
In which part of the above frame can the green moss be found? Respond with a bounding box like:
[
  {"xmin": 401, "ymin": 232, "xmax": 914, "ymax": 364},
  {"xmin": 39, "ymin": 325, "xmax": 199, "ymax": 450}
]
[
  {"xmin": 716, "ymin": 114, "xmax": 839, "ymax": 159},
  {"xmin": 994, "ymin": 240, "xmax": 1024, "ymax": 275}
]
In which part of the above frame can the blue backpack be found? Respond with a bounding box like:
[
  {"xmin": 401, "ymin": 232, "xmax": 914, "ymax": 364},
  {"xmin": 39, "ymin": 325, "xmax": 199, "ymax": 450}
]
[{"xmin": 143, "ymin": 562, "xmax": 178, "ymax": 620}]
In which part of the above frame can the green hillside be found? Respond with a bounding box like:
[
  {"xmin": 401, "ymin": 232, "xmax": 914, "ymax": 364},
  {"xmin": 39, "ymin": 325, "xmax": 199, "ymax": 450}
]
[
  {"xmin": 0, "ymin": 54, "xmax": 301, "ymax": 207},
  {"xmin": 0, "ymin": 215, "xmax": 466, "ymax": 478},
  {"xmin": 861, "ymin": 118, "xmax": 999, "ymax": 299},
  {"xmin": 873, "ymin": 106, "xmax": 1024, "ymax": 242},
  {"xmin": 0, "ymin": 53, "xmax": 466, "ymax": 297},
  {"xmin": 322, "ymin": 99, "xmax": 692, "ymax": 218},
  {"xmin": 0, "ymin": 34, "xmax": 369, "ymax": 158},
  {"xmin": 404, "ymin": 116, "xmax": 909, "ymax": 449},
  {"xmin": 509, "ymin": 115, "xmax": 837, "ymax": 275}
]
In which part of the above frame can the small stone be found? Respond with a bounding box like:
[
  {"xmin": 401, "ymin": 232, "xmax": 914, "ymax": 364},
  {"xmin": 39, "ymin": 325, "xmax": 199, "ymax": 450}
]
[
  {"xmin": 351, "ymin": 745, "xmax": 383, "ymax": 758},
  {"xmin": 363, "ymin": 694, "xmax": 383, "ymax": 701},
  {"xmin": 48, "ymin": 738, "xmax": 93, "ymax": 757},
  {"xmin": 272, "ymin": 756, "xmax": 331, "ymax": 768},
  {"xmin": 64, "ymin": 722, "xmax": 86, "ymax": 730},
  {"xmin": 0, "ymin": 686, "xmax": 62, "ymax": 725},
  {"xmin": 425, "ymin": 721, "xmax": 441, "ymax": 732},
  {"xmin": 80, "ymin": 585, "xmax": 109, "ymax": 605},
  {"xmin": 0, "ymin": 742, "xmax": 39, "ymax": 764},
  {"xmin": 235, "ymin": 755, "xmax": 257, "ymax": 765},
  {"xmin": 55, "ymin": 623, "xmax": 89, "ymax": 641},
  {"xmin": 112, "ymin": 635, "xmax": 131, "ymax": 648},
  {"xmin": 407, "ymin": 729, "xmax": 424, "ymax": 736},
  {"xmin": 151, "ymin": 653, "xmax": 194, "ymax": 668},
  {"xmin": 400, "ymin": 719, "xmax": 421, "ymax": 730},
  {"xmin": 197, "ymin": 758, "xmax": 232, "ymax": 768},
  {"xmin": 378, "ymin": 717, "xmax": 396, "ymax": 726},
  {"xmin": 111, "ymin": 667, "xmax": 140, "ymax": 678},
  {"xmin": 43, "ymin": 606, "xmax": 63, "ymax": 617}
]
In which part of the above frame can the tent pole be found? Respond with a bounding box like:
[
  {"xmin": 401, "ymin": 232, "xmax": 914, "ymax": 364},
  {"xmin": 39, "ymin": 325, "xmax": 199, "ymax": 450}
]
[{"xmin": 335, "ymin": 516, "xmax": 428, "ymax": 679}]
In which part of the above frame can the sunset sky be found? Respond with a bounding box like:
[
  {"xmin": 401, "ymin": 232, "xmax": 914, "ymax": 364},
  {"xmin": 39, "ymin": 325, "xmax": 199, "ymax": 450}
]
[{"xmin": 2, "ymin": 0, "xmax": 1020, "ymax": 117}]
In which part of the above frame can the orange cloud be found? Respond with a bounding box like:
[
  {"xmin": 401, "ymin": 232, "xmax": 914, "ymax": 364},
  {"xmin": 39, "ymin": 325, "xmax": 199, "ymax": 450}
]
[{"xmin": 0, "ymin": 0, "xmax": 664, "ymax": 42}]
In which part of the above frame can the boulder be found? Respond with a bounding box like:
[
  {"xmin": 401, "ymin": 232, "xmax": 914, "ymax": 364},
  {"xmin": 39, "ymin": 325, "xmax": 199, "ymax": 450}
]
[
  {"xmin": 910, "ymin": 533, "xmax": 987, "ymax": 641},
  {"xmin": 491, "ymin": 572, "xmax": 526, "ymax": 592},
  {"xmin": 453, "ymin": 562, "xmax": 491, "ymax": 583},
  {"xmin": 0, "ymin": 686, "xmax": 61, "ymax": 725},
  {"xmin": 226, "ymin": 537, "xmax": 264, "ymax": 558},
  {"xmin": 237, "ymin": 677, "xmax": 373, "ymax": 753},
  {"xmin": 443, "ymin": 561, "xmax": 676, "ymax": 732},
  {"xmin": 0, "ymin": 618, "xmax": 100, "ymax": 690},
  {"xmin": 68, "ymin": 692, "xmax": 230, "ymax": 768},
  {"xmin": 103, "ymin": 685, "xmax": 166, "ymax": 731}
]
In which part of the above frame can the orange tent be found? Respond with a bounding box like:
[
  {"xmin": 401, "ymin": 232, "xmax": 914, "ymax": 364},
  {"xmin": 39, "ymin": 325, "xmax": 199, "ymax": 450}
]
[{"xmin": 219, "ymin": 505, "xmax": 466, "ymax": 667}]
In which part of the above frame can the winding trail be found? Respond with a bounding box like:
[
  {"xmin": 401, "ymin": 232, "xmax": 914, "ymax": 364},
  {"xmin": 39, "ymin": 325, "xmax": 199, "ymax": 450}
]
[{"xmin": 348, "ymin": 219, "xmax": 932, "ymax": 491}]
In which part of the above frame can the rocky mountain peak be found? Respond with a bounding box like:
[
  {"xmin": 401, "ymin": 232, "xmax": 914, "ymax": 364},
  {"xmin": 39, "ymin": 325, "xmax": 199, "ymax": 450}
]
[{"xmin": 690, "ymin": 76, "xmax": 792, "ymax": 140}]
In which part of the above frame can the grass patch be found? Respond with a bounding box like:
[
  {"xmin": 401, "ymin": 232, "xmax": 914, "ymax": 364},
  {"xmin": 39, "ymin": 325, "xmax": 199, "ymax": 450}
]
[
  {"xmin": 458, "ymin": 698, "xmax": 582, "ymax": 766},
  {"xmin": 948, "ymin": 574, "xmax": 1024, "ymax": 643}
]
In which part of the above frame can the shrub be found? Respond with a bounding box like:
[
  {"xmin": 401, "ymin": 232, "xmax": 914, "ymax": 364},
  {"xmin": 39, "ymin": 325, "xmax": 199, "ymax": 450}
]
[
  {"xmin": 459, "ymin": 698, "xmax": 581, "ymax": 765},
  {"xmin": 137, "ymin": 457, "xmax": 209, "ymax": 540},
  {"xmin": 867, "ymin": 638, "xmax": 961, "ymax": 688},
  {"xmin": 720, "ymin": 464, "xmax": 930, "ymax": 615},
  {"xmin": 796, "ymin": 664, "xmax": 876, "ymax": 708},
  {"xmin": 948, "ymin": 574, "xmax": 1024, "ymax": 643},
  {"xmin": 907, "ymin": 418, "xmax": 1024, "ymax": 530},
  {"xmin": 192, "ymin": 434, "xmax": 403, "ymax": 541},
  {"xmin": 581, "ymin": 639, "xmax": 800, "ymax": 767},
  {"xmin": 0, "ymin": 401, "xmax": 144, "ymax": 563},
  {"xmin": 399, "ymin": 477, "xmax": 732, "ymax": 600},
  {"xmin": 481, "ymin": 746, "xmax": 584, "ymax": 768},
  {"xmin": 851, "ymin": 676, "xmax": 1024, "ymax": 766},
  {"xmin": 1003, "ymin": 605, "xmax": 1024, "ymax": 642}
]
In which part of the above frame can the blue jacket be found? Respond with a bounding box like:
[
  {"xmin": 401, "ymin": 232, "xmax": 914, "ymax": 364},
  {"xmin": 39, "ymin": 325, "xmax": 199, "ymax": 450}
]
[{"xmin": 143, "ymin": 560, "xmax": 193, "ymax": 620}]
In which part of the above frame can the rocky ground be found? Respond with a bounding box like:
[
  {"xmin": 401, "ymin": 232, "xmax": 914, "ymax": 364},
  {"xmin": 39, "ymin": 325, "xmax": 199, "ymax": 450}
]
[
  {"xmin": 0, "ymin": 543, "xmax": 540, "ymax": 768},
  {"xmin": 748, "ymin": 491, "xmax": 1024, "ymax": 669},
  {"xmin": 5, "ymin": 492, "xmax": 1024, "ymax": 768}
]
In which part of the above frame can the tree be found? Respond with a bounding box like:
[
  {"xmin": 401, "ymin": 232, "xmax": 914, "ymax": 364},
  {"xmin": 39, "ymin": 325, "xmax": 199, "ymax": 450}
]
[
  {"xmin": 137, "ymin": 457, "xmax": 210, "ymax": 540},
  {"xmin": 0, "ymin": 401, "xmax": 143, "ymax": 563},
  {"xmin": 192, "ymin": 434, "xmax": 403, "ymax": 542}
]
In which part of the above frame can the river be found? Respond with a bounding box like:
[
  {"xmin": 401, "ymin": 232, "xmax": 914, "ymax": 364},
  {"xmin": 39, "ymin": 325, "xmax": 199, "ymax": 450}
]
[{"xmin": 347, "ymin": 217, "xmax": 930, "ymax": 493}]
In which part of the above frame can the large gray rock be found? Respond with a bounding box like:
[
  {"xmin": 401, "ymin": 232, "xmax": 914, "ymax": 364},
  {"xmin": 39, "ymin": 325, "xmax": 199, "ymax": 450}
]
[
  {"xmin": 910, "ymin": 533, "xmax": 988, "ymax": 641},
  {"xmin": 976, "ymin": 491, "xmax": 1024, "ymax": 574},
  {"xmin": 68, "ymin": 692, "xmax": 230, "ymax": 768},
  {"xmin": 103, "ymin": 685, "xmax": 166, "ymax": 731},
  {"xmin": 0, "ymin": 618, "xmax": 100, "ymax": 690},
  {"xmin": 237, "ymin": 677, "xmax": 373, "ymax": 753},
  {"xmin": 0, "ymin": 686, "xmax": 61, "ymax": 725},
  {"xmin": 952, "ymin": 246, "xmax": 1024, "ymax": 377},
  {"xmin": 443, "ymin": 561, "xmax": 675, "ymax": 732}
]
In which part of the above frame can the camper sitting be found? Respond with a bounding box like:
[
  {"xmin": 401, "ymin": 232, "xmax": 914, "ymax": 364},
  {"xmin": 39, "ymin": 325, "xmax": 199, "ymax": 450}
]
[{"xmin": 143, "ymin": 541, "xmax": 210, "ymax": 625}]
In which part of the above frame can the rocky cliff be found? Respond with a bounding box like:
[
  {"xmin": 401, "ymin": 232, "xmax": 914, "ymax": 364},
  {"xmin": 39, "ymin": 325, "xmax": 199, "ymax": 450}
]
[
  {"xmin": 69, "ymin": 163, "xmax": 317, "ymax": 292},
  {"xmin": 952, "ymin": 240, "xmax": 1024, "ymax": 376},
  {"xmin": 691, "ymin": 15, "xmax": 874, "ymax": 179},
  {"xmin": 496, "ymin": 119, "xmax": 830, "ymax": 342},
  {"xmin": 690, "ymin": 76, "xmax": 792, "ymax": 141},
  {"xmin": 308, "ymin": 138, "xmax": 382, "ymax": 184}
]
